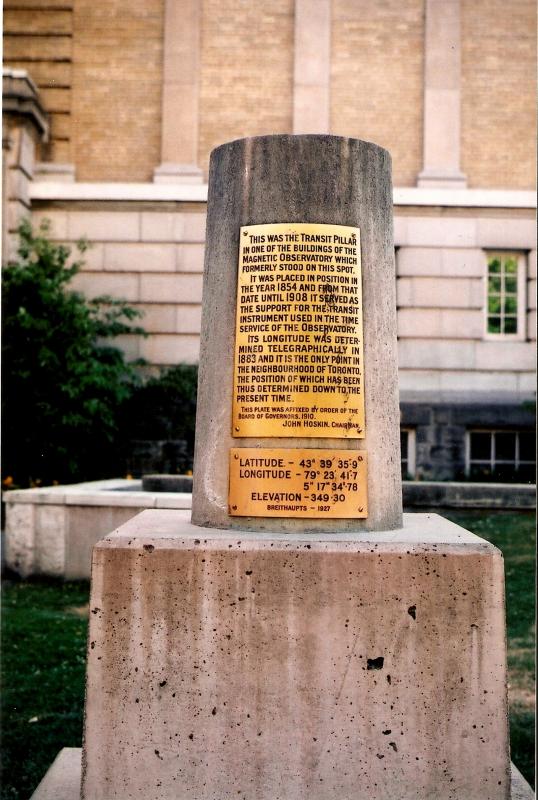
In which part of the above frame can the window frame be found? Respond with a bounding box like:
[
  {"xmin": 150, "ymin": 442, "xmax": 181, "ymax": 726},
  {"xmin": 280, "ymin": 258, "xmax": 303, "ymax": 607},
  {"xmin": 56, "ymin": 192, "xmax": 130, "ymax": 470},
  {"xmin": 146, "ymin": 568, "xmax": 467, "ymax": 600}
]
[
  {"xmin": 400, "ymin": 428, "xmax": 416, "ymax": 479},
  {"xmin": 483, "ymin": 251, "xmax": 526, "ymax": 342},
  {"xmin": 465, "ymin": 429, "xmax": 536, "ymax": 479}
]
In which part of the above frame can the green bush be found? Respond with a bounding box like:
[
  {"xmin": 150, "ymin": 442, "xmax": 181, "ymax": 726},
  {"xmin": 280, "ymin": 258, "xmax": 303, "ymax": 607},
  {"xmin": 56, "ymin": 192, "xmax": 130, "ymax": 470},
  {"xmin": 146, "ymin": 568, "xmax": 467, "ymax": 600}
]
[
  {"xmin": 2, "ymin": 220, "xmax": 146, "ymax": 487},
  {"xmin": 120, "ymin": 364, "xmax": 198, "ymax": 471}
]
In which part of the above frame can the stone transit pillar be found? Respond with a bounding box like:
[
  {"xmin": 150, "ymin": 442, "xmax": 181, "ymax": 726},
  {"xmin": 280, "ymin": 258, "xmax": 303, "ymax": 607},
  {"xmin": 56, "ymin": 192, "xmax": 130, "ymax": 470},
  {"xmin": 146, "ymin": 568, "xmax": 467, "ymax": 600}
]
[
  {"xmin": 192, "ymin": 135, "xmax": 402, "ymax": 533},
  {"xmin": 80, "ymin": 137, "xmax": 510, "ymax": 800}
]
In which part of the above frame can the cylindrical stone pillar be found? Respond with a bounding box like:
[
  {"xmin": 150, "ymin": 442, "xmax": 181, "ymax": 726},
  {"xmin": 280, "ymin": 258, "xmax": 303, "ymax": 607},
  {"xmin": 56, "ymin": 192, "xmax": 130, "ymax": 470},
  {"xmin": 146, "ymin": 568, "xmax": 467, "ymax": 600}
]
[{"xmin": 192, "ymin": 135, "xmax": 402, "ymax": 532}]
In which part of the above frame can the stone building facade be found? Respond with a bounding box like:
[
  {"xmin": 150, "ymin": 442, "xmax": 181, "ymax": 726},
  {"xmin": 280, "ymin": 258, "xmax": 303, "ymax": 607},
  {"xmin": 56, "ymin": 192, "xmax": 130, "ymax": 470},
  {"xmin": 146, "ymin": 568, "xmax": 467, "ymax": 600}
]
[{"xmin": 3, "ymin": 0, "xmax": 536, "ymax": 482}]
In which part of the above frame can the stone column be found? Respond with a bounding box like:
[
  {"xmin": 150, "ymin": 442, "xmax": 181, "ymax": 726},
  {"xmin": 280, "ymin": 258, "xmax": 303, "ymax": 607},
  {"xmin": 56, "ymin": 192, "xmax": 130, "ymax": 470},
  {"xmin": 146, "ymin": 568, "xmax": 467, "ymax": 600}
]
[
  {"xmin": 192, "ymin": 135, "xmax": 402, "ymax": 533},
  {"xmin": 417, "ymin": 0, "xmax": 467, "ymax": 188},
  {"xmin": 2, "ymin": 68, "xmax": 49, "ymax": 262},
  {"xmin": 153, "ymin": 0, "xmax": 203, "ymax": 184},
  {"xmin": 293, "ymin": 0, "xmax": 331, "ymax": 134}
]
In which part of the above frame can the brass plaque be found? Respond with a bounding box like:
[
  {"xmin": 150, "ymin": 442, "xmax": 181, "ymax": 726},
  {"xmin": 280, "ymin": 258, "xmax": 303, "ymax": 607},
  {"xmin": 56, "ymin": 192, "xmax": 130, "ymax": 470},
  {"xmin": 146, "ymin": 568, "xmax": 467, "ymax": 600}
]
[
  {"xmin": 229, "ymin": 447, "xmax": 368, "ymax": 519},
  {"xmin": 232, "ymin": 223, "xmax": 365, "ymax": 438}
]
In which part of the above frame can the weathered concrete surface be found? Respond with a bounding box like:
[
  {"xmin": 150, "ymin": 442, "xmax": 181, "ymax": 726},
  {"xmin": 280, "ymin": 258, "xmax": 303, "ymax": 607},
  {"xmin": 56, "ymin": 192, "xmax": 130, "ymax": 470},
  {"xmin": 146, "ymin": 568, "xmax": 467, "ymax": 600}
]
[
  {"xmin": 82, "ymin": 510, "xmax": 510, "ymax": 800},
  {"xmin": 31, "ymin": 749, "xmax": 536, "ymax": 800},
  {"xmin": 192, "ymin": 135, "xmax": 402, "ymax": 533}
]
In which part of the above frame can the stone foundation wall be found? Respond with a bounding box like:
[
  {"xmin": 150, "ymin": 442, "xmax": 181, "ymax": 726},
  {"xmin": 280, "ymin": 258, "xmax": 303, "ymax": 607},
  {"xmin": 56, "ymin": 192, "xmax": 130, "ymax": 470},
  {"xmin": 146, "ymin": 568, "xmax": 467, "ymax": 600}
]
[{"xmin": 401, "ymin": 401, "xmax": 536, "ymax": 481}]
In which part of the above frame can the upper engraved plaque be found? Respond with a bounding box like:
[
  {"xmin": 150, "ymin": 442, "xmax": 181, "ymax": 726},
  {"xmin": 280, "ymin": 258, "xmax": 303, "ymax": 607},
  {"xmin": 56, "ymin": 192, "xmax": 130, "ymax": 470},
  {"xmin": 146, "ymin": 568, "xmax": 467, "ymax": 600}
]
[{"xmin": 232, "ymin": 223, "xmax": 365, "ymax": 438}]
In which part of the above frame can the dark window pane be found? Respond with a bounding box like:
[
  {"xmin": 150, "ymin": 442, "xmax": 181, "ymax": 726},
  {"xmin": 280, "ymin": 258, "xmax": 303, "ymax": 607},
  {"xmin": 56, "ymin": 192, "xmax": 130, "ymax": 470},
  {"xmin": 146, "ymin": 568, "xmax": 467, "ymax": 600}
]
[
  {"xmin": 504, "ymin": 296, "xmax": 517, "ymax": 314},
  {"xmin": 494, "ymin": 464, "xmax": 517, "ymax": 482},
  {"xmin": 488, "ymin": 276, "xmax": 501, "ymax": 293},
  {"xmin": 488, "ymin": 316, "xmax": 501, "ymax": 333},
  {"xmin": 488, "ymin": 258, "xmax": 501, "ymax": 274},
  {"xmin": 495, "ymin": 432, "xmax": 516, "ymax": 461},
  {"xmin": 400, "ymin": 431, "xmax": 408, "ymax": 459},
  {"xmin": 519, "ymin": 432, "xmax": 536, "ymax": 462},
  {"xmin": 470, "ymin": 463, "xmax": 492, "ymax": 480},
  {"xmin": 504, "ymin": 317, "xmax": 517, "ymax": 334},
  {"xmin": 517, "ymin": 464, "xmax": 537, "ymax": 483},
  {"xmin": 505, "ymin": 276, "xmax": 517, "ymax": 293},
  {"xmin": 470, "ymin": 432, "xmax": 491, "ymax": 460}
]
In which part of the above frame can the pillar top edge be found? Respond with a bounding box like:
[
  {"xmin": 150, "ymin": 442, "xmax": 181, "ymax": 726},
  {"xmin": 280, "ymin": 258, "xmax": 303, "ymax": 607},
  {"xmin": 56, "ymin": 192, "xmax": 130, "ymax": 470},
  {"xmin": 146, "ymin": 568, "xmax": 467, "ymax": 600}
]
[{"xmin": 210, "ymin": 134, "xmax": 391, "ymax": 160}]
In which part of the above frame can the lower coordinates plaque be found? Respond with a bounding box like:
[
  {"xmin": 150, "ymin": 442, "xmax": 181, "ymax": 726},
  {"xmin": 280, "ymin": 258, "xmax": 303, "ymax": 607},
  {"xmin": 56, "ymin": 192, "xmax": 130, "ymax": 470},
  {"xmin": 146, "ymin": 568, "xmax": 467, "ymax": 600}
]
[{"xmin": 229, "ymin": 448, "xmax": 368, "ymax": 519}]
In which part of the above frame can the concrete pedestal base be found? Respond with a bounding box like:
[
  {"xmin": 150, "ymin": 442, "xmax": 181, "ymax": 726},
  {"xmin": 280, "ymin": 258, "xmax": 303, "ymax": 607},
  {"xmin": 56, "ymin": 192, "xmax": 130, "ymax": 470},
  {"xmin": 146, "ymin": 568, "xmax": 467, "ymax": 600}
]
[
  {"xmin": 81, "ymin": 511, "xmax": 511, "ymax": 800},
  {"xmin": 30, "ymin": 749, "xmax": 535, "ymax": 799}
]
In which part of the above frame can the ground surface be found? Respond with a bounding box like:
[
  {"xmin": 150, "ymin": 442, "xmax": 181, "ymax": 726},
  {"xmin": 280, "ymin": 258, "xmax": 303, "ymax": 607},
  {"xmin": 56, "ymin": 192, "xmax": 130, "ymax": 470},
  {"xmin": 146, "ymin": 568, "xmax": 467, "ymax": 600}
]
[{"xmin": 0, "ymin": 510, "xmax": 534, "ymax": 800}]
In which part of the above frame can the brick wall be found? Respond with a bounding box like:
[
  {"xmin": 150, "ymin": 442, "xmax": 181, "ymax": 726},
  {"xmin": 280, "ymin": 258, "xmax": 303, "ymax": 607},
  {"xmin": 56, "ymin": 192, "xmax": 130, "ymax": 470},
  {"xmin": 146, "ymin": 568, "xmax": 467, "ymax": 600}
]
[
  {"xmin": 461, "ymin": 0, "xmax": 537, "ymax": 189},
  {"xmin": 401, "ymin": 401, "xmax": 536, "ymax": 481},
  {"xmin": 4, "ymin": 1, "xmax": 537, "ymax": 189},
  {"xmin": 70, "ymin": 0, "xmax": 164, "ymax": 181},
  {"xmin": 3, "ymin": 0, "xmax": 73, "ymax": 163},
  {"xmin": 198, "ymin": 0, "xmax": 294, "ymax": 178},
  {"xmin": 330, "ymin": 0, "xmax": 424, "ymax": 187}
]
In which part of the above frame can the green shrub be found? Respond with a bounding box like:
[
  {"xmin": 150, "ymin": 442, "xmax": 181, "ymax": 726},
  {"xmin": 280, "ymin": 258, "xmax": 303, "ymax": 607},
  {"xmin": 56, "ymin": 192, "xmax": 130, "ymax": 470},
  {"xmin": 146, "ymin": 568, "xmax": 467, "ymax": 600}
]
[
  {"xmin": 2, "ymin": 219, "xmax": 146, "ymax": 487},
  {"xmin": 120, "ymin": 364, "xmax": 198, "ymax": 472}
]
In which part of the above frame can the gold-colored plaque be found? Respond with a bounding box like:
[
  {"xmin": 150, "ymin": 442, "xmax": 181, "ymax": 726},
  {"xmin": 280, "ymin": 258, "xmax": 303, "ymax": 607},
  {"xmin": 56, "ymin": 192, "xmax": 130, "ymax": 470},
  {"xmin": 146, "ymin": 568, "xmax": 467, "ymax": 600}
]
[
  {"xmin": 229, "ymin": 447, "xmax": 368, "ymax": 519},
  {"xmin": 232, "ymin": 223, "xmax": 365, "ymax": 439}
]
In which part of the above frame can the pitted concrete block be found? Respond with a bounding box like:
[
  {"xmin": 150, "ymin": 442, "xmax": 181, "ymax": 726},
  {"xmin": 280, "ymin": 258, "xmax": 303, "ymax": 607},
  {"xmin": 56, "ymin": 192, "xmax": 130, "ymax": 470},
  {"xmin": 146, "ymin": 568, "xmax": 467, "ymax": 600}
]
[{"xmin": 82, "ymin": 510, "xmax": 510, "ymax": 800}]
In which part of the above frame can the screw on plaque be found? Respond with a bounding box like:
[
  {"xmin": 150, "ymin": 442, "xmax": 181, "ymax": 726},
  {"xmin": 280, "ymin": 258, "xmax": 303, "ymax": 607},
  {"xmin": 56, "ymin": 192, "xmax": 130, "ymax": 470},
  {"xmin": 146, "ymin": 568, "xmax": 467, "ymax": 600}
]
[
  {"xmin": 358, "ymin": 507, "xmax": 364, "ymax": 512},
  {"xmin": 358, "ymin": 456, "xmax": 363, "ymax": 461},
  {"xmin": 235, "ymin": 427, "xmax": 240, "ymax": 432},
  {"xmin": 243, "ymin": 231, "xmax": 248, "ymax": 236},
  {"xmin": 234, "ymin": 454, "xmax": 239, "ymax": 459},
  {"xmin": 231, "ymin": 505, "xmax": 237, "ymax": 511}
]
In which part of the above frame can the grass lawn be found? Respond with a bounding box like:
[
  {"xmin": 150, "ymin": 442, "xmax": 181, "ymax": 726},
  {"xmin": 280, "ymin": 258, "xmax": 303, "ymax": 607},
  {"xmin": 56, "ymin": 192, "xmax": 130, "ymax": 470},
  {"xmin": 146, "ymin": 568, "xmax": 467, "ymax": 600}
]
[
  {"xmin": 1, "ymin": 510, "xmax": 535, "ymax": 798},
  {"xmin": 1, "ymin": 580, "xmax": 89, "ymax": 800}
]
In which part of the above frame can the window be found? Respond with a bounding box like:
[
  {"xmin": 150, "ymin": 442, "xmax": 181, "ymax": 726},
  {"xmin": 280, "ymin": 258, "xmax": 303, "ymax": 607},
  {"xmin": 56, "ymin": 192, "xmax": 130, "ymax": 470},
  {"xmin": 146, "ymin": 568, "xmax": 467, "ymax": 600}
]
[
  {"xmin": 400, "ymin": 428, "xmax": 416, "ymax": 479},
  {"xmin": 485, "ymin": 252, "xmax": 526, "ymax": 339},
  {"xmin": 466, "ymin": 430, "xmax": 536, "ymax": 482}
]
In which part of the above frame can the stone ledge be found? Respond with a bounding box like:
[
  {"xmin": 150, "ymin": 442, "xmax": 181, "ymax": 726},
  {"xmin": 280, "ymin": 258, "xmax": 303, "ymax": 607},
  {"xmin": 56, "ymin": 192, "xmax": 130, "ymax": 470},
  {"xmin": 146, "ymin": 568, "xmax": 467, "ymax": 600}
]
[
  {"xmin": 29, "ymin": 748, "xmax": 535, "ymax": 799},
  {"xmin": 101, "ymin": 508, "xmax": 493, "ymax": 549},
  {"xmin": 4, "ymin": 485, "xmax": 534, "ymax": 581},
  {"xmin": 28, "ymin": 181, "xmax": 536, "ymax": 209},
  {"xmin": 30, "ymin": 748, "xmax": 81, "ymax": 800},
  {"xmin": 403, "ymin": 481, "xmax": 536, "ymax": 510},
  {"xmin": 3, "ymin": 479, "xmax": 191, "ymax": 509},
  {"xmin": 2, "ymin": 67, "xmax": 49, "ymax": 142},
  {"xmin": 5, "ymin": 480, "xmax": 534, "ymax": 511}
]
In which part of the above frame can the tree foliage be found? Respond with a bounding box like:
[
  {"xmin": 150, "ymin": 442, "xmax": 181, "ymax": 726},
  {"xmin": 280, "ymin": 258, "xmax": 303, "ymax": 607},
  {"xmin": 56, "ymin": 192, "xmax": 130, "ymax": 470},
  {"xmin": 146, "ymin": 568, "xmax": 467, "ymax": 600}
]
[
  {"xmin": 2, "ymin": 220, "xmax": 146, "ymax": 486},
  {"xmin": 121, "ymin": 364, "xmax": 198, "ymax": 447}
]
